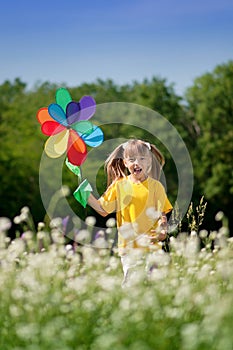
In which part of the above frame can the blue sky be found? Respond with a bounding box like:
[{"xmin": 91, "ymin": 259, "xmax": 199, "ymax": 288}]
[{"xmin": 0, "ymin": 0, "xmax": 233, "ymax": 95}]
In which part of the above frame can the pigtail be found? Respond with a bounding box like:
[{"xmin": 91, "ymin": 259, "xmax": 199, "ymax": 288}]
[
  {"xmin": 105, "ymin": 144, "xmax": 127, "ymax": 186},
  {"xmin": 149, "ymin": 143, "xmax": 165, "ymax": 180}
]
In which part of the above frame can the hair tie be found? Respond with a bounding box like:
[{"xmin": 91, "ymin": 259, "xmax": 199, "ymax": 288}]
[
  {"xmin": 144, "ymin": 142, "xmax": 151, "ymax": 150},
  {"xmin": 122, "ymin": 141, "xmax": 151, "ymax": 150}
]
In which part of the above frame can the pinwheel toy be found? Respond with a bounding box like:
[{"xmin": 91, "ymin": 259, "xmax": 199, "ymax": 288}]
[{"xmin": 37, "ymin": 88, "xmax": 104, "ymax": 207}]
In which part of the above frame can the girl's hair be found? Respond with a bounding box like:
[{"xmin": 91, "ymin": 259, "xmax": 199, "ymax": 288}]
[{"xmin": 105, "ymin": 139, "xmax": 165, "ymax": 186}]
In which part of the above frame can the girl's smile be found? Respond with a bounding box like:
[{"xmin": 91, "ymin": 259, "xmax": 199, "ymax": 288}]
[{"xmin": 124, "ymin": 155, "xmax": 150, "ymax": 182}]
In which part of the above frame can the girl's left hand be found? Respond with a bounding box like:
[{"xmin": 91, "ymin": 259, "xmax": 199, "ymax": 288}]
[{"xmin": 149, "ymin": 229, "xmax": 167, "ymax": 242}]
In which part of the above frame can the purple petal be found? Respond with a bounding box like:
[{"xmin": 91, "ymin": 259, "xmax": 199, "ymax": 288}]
[
  {"xmin": 79, "ymin": 96, "xmax": 96, "ymax": 121},
  {"xmin": 66, "ymin": 102, "xmax": 81, "ymax": 125}
]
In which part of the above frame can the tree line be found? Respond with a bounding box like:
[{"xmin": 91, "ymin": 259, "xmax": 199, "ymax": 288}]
[{"xmin": 0, "ymin": 61, "xmax": 232, "ymax": 234}]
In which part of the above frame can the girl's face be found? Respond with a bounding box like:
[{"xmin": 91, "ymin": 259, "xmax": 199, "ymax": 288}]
[{"xmin": 123, "ymin": 142, "xmax": 151, "ymax": 181}]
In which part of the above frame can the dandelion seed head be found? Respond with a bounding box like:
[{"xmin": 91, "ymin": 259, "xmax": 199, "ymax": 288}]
[
  {"xmin": 106, "ymin": 217, "xmax": 116, "ymax": 228},
  {"xmin": 16, "ymin": 323, "xmax": 39, "ymax": 340},
  {"xmin": 199, "ymin": 229, "xmax": 208, "ymax": 239},
  {"xmin": 94, "ymin": 237, "xmax": 109, "ymax": 249},
  {"xmin": 20, "ymin": 206, "xmax": 30, "ymax": 215},
  {"xmin": 37, "ymin": 231, "xmax": 46, "ymax": 240},
  {"xmin": 85, "ymin": 216, "xmax": 96, "ymax": 226},
  {"xmin": 120, "ymin": 298, "xmax": 131, "ymax": 311},
  {"xmin": 181, "ymin": 323, "xmax": 199, "ymax": 349},
  {"xmin": 51, "ymin": 230, "xmax": 65, "ymax": 244},
  {"xmin": 37, "ymin": 222, "xmax": 45, "ymax": 231},
  {"xmin": 65, "ymin": 244, "xmax": 73, "ymax": 251},
  {"xmin": 22, "ymin": 230, "xmax": 33, "ymax": 241},
  {"xmin": 8, "ymin": 239, "xmax": 25, "ymax": 259},
  {"xmin": 136, "ymin": 234, "xmax": 150, "ymax": 248},
  {"xmin": 19, "ymin": 212, "xmax": 29, "ymax": 222},
  {"xmin": 215, "ymin": 211, "xmax": 224, "ymax": 221},
  {"xmin": 105, "ymin": 228, "xmax": 112, "ymax": 235},
  {"xmin": 0, "ymin": 217, "xmax": 11, "ymax": 232},
  {"xmin": 13, "ymin": 215, "xmax": 22, "ymax": 225},
  {"xmin": 98, "ymin": 275, "xmax": 117, "ymax": 291},
  {"xmin": 49, "ymin": 217, "xmax": 63, "ymax": 229},
  {"xmin": 119, "ymin": 223, "xmax": 135, "ymax": 240},
  {"xmin": 75, "ymin": 229, "xmax": 91, "ymax": 244},
  {"xmin": 146, "ymin": 207, "xmax": 161, "ymax": 220},
  {"xmin": 209, "ymin": 231, "xmax": 217, "ymax": 240}
]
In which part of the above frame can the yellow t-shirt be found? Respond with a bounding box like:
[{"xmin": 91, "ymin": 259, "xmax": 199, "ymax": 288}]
[{"xmin": 99, "ymin": 176, "xmax": 173, "ymax": 249}]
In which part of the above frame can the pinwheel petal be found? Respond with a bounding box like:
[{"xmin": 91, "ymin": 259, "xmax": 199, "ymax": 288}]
[
  {"xmin": 66, "ymin": 101, "xmax": 81, "ymax": 125},
  {"xmin": 72, "ymin": 120, "xmax": 94, "ymax": 135},
  {"xmin": 73, "ymin": 179, "xmax": 93, "ymax": 208},
  {"xmin": 44, "ymin": 129, "xmax": 69, "ymax": 158},
  {"xmin": 79, "ymin": 96, "xmax": 96, "ymax": 121},
  {"xmin": 56, "ymin": 88, "xmax": 72, "ymax": 113},
  {"xmin": 37, "ymin": 107, "xmax": 54, "ymax": 124},
  {"xmin": 81, "ymin": 125, "xmax": 104, "ymax": 147},
  {"xmin": 65, "ymin": 158, "xmax": 82, "ymax": 181},
  {"xmin": 67, "ymin": 130, "xmax": 87, "ymax": 166},
  {"xmin": 48, "ymin": 103, "xmax": 68, "ymax": 126},
  {"xmin": 41, "ymin": 121, "xmax": 66, "ymax": 136}
]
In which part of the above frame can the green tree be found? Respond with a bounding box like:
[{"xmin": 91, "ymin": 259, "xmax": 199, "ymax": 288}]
[{"xmin": 185, "ymin": 61, "xmax": 233, "ymax": 230}]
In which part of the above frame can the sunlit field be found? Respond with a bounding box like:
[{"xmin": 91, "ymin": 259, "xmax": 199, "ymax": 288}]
[{"xmin": 0, "ymin": 206, "xmax": 232, "ymax": 350}]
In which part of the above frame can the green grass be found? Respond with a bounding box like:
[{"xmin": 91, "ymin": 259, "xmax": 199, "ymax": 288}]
[{"xmin": 0, "ymin": 208, "xmax": 232, "ymax": 350}]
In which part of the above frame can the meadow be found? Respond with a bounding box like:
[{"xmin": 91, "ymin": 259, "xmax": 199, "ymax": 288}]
[{"xmin": 0, "ymin": 206, "xmax": 232, "ymax": 350}]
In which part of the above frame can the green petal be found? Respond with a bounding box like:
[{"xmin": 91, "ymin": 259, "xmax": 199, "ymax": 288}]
[
  {"xmin": 73, "ymin": 179, "xmax": 93, "ymax": 208},
  {"xmin": 65, "ymin": 158, "xmax": 82, "ymax": 181},
  {"xmin": 56, "ymin": 88, "xmax": 72, "ymax": 113},
  {"xmin": 72, "ymin": 121, "xmax": 94, "ymax": 136}
]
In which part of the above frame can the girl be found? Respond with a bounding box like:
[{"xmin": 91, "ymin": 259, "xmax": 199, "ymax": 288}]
[{"xmin": 87, "ymin": 139, "xmax": 173, "ymax": 282}]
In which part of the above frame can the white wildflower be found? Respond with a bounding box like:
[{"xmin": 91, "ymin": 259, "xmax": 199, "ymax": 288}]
[
  {"xmin": 0, "ymin": 217, "xmax": 11, "ymax": 232},
  {"xmin": 37, "ymin": 231, "xmax": 46, "ymax": 240},
  {"xmin": 146, "ymin": 207, "xmax": 161, "ymax": 220},
  {"xmin": 136, "ymin": 234, "xmax": 150, "ymax": 248},
  {"xmin": 106, "ymin": 217, "xmax": 116, "ymax": 228},
  {"xmin": 49, "ymin": 217, "xmax": 63, "ymax": 229},
  {"xmin": 199, "ymin": 229, "xmax": 208, "ymax": 239},
  {"xmin": 75, "ymin": 229, "xmax": 91, "ymax": 244},
  {"xmin": 13, "ymin": 215, "xmax": 22, "ymax": 224},
  {"xmin": 85, "ymin": 216, "xmax": 96, "ymax": 226},
  {"xmin": 215, "ymin": 211, "xmax": 224, "ymax": 221},
  {"xmin": 37, "ymin": 222, "xmax": 45, "ymax": 231},
  {"xmin": 119, "ymin": 223, "xmax": 135, "ymax": 240},
  {"xmin": 93, "ymin": 237, "xmax": 109, "ymax": 249},
  {"xmin": 20, "ymin": 206, "xmax": 30, "ymax": 214}
]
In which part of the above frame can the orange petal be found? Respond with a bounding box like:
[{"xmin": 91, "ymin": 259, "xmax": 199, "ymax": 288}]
[
  {"xmin": 69, "ymin": 129, "xmax": 87, "ymax": 153},
  {"xmin": 37, "ymin": 107, "xmax": 54, "ymax": 124}
]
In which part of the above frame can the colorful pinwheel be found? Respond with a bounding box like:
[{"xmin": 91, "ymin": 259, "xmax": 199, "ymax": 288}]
[{"xmin": 37, "ymin": 88, "xmax": 104, "ymax": 166}]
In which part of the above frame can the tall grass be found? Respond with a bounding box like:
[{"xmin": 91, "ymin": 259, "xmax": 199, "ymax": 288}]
[{"xmin": 0, "ymin": 205, "xmax": 232, "ymax": 350}]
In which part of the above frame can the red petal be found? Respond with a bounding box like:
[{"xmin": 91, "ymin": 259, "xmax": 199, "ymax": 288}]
[
  {"xmin": 41, "ymin": 121, "xmax": 66, "ymax": 136},
  {"xmin": 67, "ymin": 130, "xmax": 87, "ymax": 166}
]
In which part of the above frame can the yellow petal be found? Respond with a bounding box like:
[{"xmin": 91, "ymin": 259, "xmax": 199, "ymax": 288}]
[{"xmin": 44, "ymin": 129, "xmax": 69, "ymax": 158}]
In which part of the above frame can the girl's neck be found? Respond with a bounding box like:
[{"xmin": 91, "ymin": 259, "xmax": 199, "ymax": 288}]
[{"xmin": 128, "ymin": 174, "xmax": 148, "ymax": 184}]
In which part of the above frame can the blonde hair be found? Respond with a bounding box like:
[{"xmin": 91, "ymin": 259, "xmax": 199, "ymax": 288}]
[{"xmin": 105, "ymin": 139, "xmax": 165, "ymax": 186}]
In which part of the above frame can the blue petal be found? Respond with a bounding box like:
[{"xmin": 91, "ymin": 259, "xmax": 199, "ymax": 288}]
[
  {"xmin": 48, "ymin": 103, "xmax": 68, "ymax": 127},
  {"xmin": 80, "ymin": 125, "xmax": 104, "ymax": 147}
]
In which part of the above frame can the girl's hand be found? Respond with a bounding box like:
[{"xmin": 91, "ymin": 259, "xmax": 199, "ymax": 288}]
[
  {"xmin": 157, "ymin": 229, "xmax": 167, "ymax": 241},
  {"xmin": 150, "ymin": 213, "xmax": 168, "ymax": 242}
]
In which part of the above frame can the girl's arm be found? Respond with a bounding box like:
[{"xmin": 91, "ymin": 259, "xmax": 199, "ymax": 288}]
[
  {"xmin": 88, "ymin": 193, "xmax": 109, "ymax": 217},
  {"xmin": 157, "ymin": 212, "xmax": 168, "ymax": 241}
]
